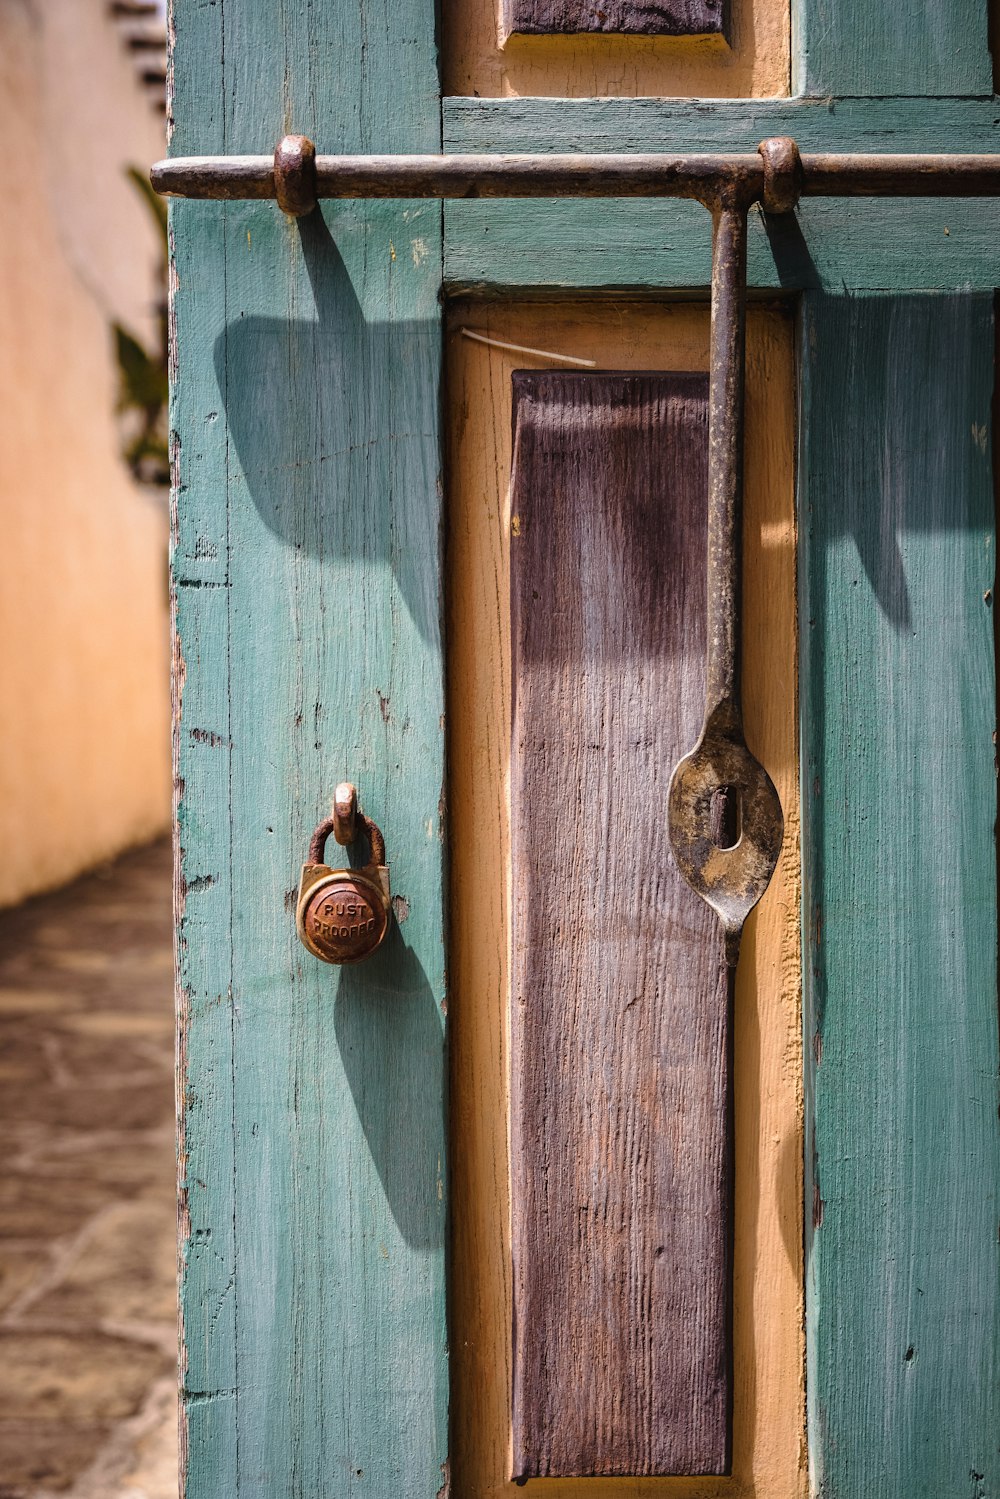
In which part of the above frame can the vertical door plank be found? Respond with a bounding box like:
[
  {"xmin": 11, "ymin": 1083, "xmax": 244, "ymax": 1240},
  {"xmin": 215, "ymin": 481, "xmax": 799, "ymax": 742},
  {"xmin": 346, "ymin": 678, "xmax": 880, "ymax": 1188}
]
[
  {"xmin": 169, "ymin": 2, "xmax": 447, "ymax": 1496},
  {"xmin": 793, "ymin": 0, "xmax": 990, "ymax": 97},
  {"xmin": 509, "ymin": 371, "xmax": 732, "ymax": 1478},
  {"xmin": 800, "ymin": 293, "xmax": 1000, "ymax": 1497}
]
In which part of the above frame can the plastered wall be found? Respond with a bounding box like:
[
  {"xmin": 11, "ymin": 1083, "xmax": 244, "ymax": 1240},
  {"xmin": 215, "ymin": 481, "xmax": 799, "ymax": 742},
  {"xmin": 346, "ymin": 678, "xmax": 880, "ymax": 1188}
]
[{"xmin": 0, "ymin": 0, "xmax": 171, "ymax": 906}]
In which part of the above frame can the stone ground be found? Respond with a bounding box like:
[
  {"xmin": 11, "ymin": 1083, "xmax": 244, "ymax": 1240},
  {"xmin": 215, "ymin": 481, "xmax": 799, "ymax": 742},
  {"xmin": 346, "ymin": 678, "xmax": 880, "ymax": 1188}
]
[{"xmin": 0, "ymin": 840, "xmax": 178, "ymax": 1499}]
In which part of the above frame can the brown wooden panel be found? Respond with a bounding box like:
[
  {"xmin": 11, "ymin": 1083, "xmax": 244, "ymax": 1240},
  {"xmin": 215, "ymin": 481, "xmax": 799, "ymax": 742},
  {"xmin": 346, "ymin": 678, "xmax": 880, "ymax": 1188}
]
[
  {"xmin": 509, "ymin": 370, "xmax": 731, "ymax": 1479},
  {"xmin": 502, "ymin": 0, "xmax": 723, "ymax": 35}
]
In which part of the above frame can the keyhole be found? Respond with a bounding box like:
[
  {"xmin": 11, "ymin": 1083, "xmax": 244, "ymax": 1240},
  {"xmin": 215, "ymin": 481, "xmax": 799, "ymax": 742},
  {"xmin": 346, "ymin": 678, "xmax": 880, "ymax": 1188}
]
[{"xmin": 710, "ymin": 784, "xmax": 741, "ymax": 849}]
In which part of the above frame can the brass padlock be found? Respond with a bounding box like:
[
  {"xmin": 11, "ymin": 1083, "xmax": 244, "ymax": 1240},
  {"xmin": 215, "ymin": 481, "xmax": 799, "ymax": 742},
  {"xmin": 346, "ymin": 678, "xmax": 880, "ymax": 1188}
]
[{"xmin": 296, "ymin": 784, "xmax": 391, "ymax": 964}]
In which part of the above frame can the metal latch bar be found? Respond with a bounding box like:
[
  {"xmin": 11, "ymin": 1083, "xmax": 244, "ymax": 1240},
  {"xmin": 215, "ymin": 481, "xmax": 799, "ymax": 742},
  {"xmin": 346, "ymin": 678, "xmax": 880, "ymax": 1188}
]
[{"xmin": 151, "ymin": 142, "xmax": 1000, "ymax": 211}]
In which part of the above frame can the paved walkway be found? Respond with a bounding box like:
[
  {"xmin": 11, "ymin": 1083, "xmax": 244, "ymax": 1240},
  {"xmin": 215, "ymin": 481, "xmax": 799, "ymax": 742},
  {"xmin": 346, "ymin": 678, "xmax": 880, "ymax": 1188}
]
[{"xmin": 0, "ymin": 840, "xmax": 177, "ymax": 1499}]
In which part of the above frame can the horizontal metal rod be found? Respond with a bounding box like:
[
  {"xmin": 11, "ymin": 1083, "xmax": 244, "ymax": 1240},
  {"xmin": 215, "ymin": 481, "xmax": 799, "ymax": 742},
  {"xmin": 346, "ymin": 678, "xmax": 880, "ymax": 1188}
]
[
  {"xmin": 151, "ymin": 147, "xmax": 1000, "ymax": 207},
  {"xmin": 152, "ymin": 151, "xmax": 765, "ymax": 202},
  {"xmin": 802, "ymin": 152, "xmax": 1000, "ymax": 197}
]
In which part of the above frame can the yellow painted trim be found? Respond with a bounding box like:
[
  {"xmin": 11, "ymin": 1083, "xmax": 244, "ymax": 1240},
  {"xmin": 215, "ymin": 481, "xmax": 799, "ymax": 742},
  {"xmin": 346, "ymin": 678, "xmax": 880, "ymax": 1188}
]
[
  {"xmin": 446, "ymin": 300, "xmax": 804, "ymax": 1499},
  {"xmin": 442, "ymin": 0, "xmax": 790, "ymax": 98}
]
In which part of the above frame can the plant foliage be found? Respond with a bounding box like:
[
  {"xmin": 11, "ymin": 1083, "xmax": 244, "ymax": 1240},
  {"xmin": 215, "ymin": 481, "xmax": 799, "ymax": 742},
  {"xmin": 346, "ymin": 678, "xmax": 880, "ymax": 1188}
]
[{"xmin": 113, "ymin": 166, "xmax": 169, "ymax": 486}]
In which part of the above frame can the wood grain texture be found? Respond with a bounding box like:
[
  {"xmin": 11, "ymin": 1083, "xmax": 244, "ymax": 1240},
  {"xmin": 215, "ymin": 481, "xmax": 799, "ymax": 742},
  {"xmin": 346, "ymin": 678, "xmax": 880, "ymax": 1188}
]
[
  {"xmin": 447, "ymin": 198, "xmax": 1000, "ymax": 298},
  {"xmin": 445, "ymin": 196, "xmax": 1000, "ymax": 296},
  {"xmin": 443, "ymin": 0, "xmax": 787, "ymax": 99},
  {"xmin": 442, "ymin": 99, "xmax": 1000, "ymax": 298},
  {"xmin": 793, "ymin": 0, "xmax": 990, "ymax": 98},
  {"xmin": 502, "ymin": 0, "xmax": 723, "ymax": 36},
  {"xmin": 169, "ymin": 1, "xmax": 448, "ymax": 1495},
  {"xmin": 509, "ymin": 372, "xmax": 729, "ymax": 1478},
  {"xmin": 447, "ymin": 302, "xmax": 804, "ymax": 1499},
  {"xmin": 443, "ymin": 94, "xmax": 1000, "ymax": 156},
  {"xmin": 800, "ymin": 293, "xmax": 1000, "ymax": 1496}
]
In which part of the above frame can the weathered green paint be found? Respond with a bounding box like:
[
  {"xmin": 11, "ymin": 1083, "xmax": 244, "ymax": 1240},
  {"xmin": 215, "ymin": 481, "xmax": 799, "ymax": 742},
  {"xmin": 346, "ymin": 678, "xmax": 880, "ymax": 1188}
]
[
  {"xmin": 444, "ymin": 196, "xmax": 1000, "ymax": 296},
  {"xmin": 170, "ymin": 0, "xmax": 447, "ymax": 1495},
  {"xmin": 792, "ymin": 0, "xmax": 991, "ymax": 98},
  {"xmin": 442, "ymin": 98, "xmax": 1000, "ymax": 294},
  {"xmin": 170, "ymin": 0, "xmax": 1000, "ymax": 1484},
  {"xmin": 800, "ymin": 293, "xmax": 1000, "ymax": 1496},
  {"xmin": 443, "ymin": 94, "xmax": 1000, "ymax": 154}
]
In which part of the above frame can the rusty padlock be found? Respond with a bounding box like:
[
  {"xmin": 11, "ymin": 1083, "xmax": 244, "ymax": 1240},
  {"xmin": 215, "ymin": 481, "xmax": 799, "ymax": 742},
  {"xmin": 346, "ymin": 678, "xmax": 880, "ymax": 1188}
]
[{"xmin": 296, "ymin": 784, "xmax": 391, "ymax": 964}]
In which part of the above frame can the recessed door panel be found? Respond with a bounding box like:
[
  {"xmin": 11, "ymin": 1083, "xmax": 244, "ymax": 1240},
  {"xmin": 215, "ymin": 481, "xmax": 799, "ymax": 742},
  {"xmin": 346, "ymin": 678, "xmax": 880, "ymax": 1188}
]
[{"xmin": 446, "ymin": 301, "xmax": 803, "ymax": 1498}]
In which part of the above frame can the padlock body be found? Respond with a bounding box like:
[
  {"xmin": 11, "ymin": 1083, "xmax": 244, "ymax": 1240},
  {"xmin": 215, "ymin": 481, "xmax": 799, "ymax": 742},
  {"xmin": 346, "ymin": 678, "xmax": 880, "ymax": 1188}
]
[{"xmin": 296, "ymin": 863, "xmax": 390, "ymax": 964}]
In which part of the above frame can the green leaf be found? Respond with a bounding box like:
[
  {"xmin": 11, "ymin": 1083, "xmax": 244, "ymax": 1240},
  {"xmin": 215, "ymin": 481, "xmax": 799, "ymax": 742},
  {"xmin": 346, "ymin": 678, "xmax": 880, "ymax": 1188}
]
[
  {"xmin": 126, "ymin": 164, "xmax": 169, "ymax": 244},
  {"xmin": 114, "ymin": 323, "xmax": 168, "ymax": 412}
]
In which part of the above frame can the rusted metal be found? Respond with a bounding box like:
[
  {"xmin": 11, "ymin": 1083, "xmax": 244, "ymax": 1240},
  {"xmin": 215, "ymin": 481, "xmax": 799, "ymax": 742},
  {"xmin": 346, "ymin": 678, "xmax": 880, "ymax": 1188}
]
[
  {"xmin": 666, "ymin": 200, "xmax": 783, "ymax": 966},
  {"xmin": 757, "ymin": 136, "xmax": 803, "ymax": 214},
  {"xmin": 152, "ymin": 146, "xmax": 765, "ymax": 204},
  {"xmin": 299, "ymin": 804, "xmax": 391, "ymax": 965},
  {"xmin": 709, "ymin": 785, "xmax": 740, "ymax": 849},
  {"xmin": 332, "ymin": 781, "xmax": 358, "ymax": 847},
  {"xmin": 797, "ymin": 153, "xmax": 1000, "ymax": 196},
  {"xmin": 152, "ymin": 141, "xmax": 1000, "ymax": 208},
  {"xmin": 297, "ymin": 864, "xmax": 391, "ymax": 965},
  {"xmin": 274, "ymin": 134, "xmax": 317, "ymax": 217},
  {"xmin": 307, "ymin": 810, "xmax": 385, "ymax": 869}
]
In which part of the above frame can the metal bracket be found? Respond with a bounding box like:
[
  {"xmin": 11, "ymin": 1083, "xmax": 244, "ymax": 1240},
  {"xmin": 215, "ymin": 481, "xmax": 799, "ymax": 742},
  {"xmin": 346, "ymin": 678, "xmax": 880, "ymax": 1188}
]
[{"xmin": 153, "ymin": 134, "xmax": 1000, "ymax": 962}]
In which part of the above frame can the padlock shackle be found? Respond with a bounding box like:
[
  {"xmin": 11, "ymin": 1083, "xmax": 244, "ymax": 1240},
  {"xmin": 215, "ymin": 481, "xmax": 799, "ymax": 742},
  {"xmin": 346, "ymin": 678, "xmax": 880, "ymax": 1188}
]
[{"xmin": 308, "ymin": 811, "xmax": 385, "ymax": 868}]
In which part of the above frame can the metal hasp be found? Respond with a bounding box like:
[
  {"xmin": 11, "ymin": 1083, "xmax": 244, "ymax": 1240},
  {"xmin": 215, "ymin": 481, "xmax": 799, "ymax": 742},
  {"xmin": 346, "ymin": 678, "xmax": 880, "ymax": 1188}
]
[
  {"xmin": 666, "ymin": 163, "xmax": 787, "ymax": 967},
  {"xmin": 153, "ymin": 133, "xmax": 1000, "ymax": 963}
]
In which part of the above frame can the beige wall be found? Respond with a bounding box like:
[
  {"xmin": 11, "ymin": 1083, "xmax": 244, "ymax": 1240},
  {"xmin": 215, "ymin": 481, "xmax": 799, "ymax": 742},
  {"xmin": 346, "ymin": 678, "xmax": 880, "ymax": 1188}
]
[{"xmin": 0, "ymin": 0, "xmax": 171, "ymax": 907}]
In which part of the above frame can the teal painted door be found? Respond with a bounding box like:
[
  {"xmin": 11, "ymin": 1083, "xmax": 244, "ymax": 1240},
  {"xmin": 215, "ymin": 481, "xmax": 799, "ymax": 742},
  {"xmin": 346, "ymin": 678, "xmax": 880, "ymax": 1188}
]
[
  {"xmin": 170, "ymin": 4, "xmax": 447, "ymax": 1495},
  {"xmin": 169, "ymin": 2, "xmax": 1000, "ymax": 1497}
]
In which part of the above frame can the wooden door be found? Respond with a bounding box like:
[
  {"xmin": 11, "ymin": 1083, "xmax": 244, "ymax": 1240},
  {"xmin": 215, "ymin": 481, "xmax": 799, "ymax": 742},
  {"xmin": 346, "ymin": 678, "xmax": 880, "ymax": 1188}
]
[{"xmin": 169, "ymin": 0, "xmax": 1000, "ymax": 1495}]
